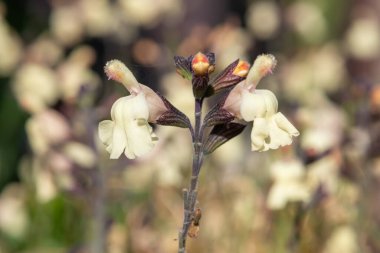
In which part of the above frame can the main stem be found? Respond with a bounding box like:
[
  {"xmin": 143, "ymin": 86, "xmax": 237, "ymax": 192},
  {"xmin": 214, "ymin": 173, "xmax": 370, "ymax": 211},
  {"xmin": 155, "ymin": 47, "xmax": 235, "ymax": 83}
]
[{"xmin": 178, "ymin": 98, "xmax": 204, "ymax": 253}]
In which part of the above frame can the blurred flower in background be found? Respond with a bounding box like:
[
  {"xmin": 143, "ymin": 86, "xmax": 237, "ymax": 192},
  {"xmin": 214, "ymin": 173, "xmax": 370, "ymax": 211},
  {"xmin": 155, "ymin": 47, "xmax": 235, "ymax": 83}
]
[{"xmin": 0, "ymin": 0, "xmax": 380, "ymax": 252}]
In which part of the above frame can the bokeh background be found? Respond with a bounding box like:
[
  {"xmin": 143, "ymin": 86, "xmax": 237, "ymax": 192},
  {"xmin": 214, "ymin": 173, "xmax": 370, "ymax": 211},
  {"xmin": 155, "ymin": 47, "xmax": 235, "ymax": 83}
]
[{"xmin": 1, "ymin": 0, "xmax": 380, "ymax": 252}]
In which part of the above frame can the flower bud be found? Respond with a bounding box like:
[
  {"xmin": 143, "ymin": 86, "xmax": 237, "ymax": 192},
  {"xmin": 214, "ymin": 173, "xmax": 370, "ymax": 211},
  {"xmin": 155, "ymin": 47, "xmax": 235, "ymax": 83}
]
[
  {"xmin": 207, "ymin": 60, "xmax": 250, "ymax": 96},
  {"xmin": 104, "ymin": 60, "xmax": 140, "ymax": 94},
  {"xmin": 232, "ymin": 60, "xmax": 250, "ymax": 77},
  {"xmin": 191, "ymin": 52, "xmax": 210, "ymax": 76},
  {"xmin": 246, "ymin": 54, "xmax": 277, "ymax": 90}
]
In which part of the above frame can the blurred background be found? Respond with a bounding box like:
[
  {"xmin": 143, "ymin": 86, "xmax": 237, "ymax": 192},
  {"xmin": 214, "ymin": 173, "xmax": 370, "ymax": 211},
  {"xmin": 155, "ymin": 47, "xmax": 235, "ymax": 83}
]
[{"xmin": 1, "ymin": 0, "xmax": 380, "ymax": 252}]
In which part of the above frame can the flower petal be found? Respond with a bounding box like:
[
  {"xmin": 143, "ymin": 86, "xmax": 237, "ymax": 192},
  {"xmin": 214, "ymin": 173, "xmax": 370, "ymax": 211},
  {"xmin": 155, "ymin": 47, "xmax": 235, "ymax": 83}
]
[
  {"xmin": 98, "ymin": 120, "xmax": 114, "ymax": 146},
  {"xmin": 268, "ymin": 113, "xmax": 299, "ymax": 149},
  {"xmin": 268, "ymin": 122, "xmax": 293, "ymax": 149},
  {"xmin": 273, "ymin": 112, "xmax": 300, "ymax": 136},
  {"xmin": 125, "ymin": 118, "xmax": 156, "ymax": 158},
  {"xmin": 240, "ymin": 89, "xmax": 278, "ymax": 121},
  {"xmin": 251, "ymin": 117, "xmax": 270, "ymax": 151},
  {"xmin": 110, "ymin": 123, "xmax": 127, "ymax": 159}
]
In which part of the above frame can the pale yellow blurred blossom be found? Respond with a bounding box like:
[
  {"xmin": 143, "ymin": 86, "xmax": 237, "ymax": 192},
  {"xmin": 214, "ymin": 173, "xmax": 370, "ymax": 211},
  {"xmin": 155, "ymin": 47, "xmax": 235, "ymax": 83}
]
[
  {"xmin": 209, "ymin": 22, "xmax": 251, "ymax": 68},
  {"xmin": 281, "ymin": 45, "xmax": 346, "ymax": 104},
  {"xmin": 99, "ymin": 60, "xmax": 166, "ymax": 159},
  {"xmin": 47, "ymin": 151, "xmax": 73, "ymax": 173},
  {"xmin": 50, "ymin": 5, "xmax": 84, "ymax": 46},
  {"xmin": 267, "ymin": 158, "xmax": 310, "ymax": 209},
  {"xmin": 81, "ymin": 0, "xmax": 113, "ymax": 37},
  {"xmin": 0, "ymin": 15, "xmax": 22, "ymax": 75},
  {"xmin": 57, "ymin": 46, "xmax": 100, "ymax": 101},
  {"xmin": 12, "ymin": 63, "xmax": 60, "ymax": 113},
  {"xmin": 323, "ymin": 226, "xmax": 359, "ymax": 253},
  {"xmin": 224, "ymin": 55, "xmax": 299, "ymax": 151},
  {"xmin": 301, "ymin": 128, "xmax": 336, "ymax": 154},
  {"xmin": 246, "ymin": 1, "xmax": 280, "ymax": 40},
  {"xmin": 286, "ymin": 2, "xmax": 327, "ymax": 43},
  {"xmin": 310, "ymin": 44, "xmax": 346, "ymax": 92},
  {"xmin": 118, "ymin": 0, "xmax": 183, "ymax": 27},
  {"xmin": 307, "ymin": 154, "xmax": 340, "ymax": 193},
  {"xmin": 299, "ymin": 104, "xmax": 345, "ymax": 154},
  {"xmin": 62, "ymin": 142, "xmax": 96, "ymax": 168},
  {"xmin": 25, "ymin": 109, "xmax": 71, "ymax": 155},
  {"xmin": 32, "ymin": 161, "xmax": 57, "ymax": 203},
  {"xmin": 345, "ymin": 17, "xmax": 380, "ymax": 60},
  {"xmin": 26, "ymin": 35, "xmax": 63, "ymax": 65},
  {"xmin": 0, "ymin": 185, "xmax": 29, "ymax": 239}
]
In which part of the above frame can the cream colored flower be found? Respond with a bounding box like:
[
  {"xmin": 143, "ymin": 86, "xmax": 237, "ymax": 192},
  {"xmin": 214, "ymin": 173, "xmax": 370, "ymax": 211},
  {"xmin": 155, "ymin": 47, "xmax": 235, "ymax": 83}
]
[
  {"xmin": 224, "ymin": 54, "xmax": 299, "ymax": 151},
  {"xmin": 0, "ymin": 185, "xmax": 29, "ymax": 239},
  {"xmin": 267, "ymin": 158, "xmax": 310, "ymax": 209},
  {"xmin": 12, "ymin": 63, "xmax": 59, "ymax": 113},
  {"xmin": 99, "ymin": 60, "xmax": 166, "ymax": 159},
  {"xmin": 99, "ymin": 93, "xmax": 158, "ymax": 159},
  {"xmin": 249, "ymin": 111, "xmax": 299, "ymax": 152}
]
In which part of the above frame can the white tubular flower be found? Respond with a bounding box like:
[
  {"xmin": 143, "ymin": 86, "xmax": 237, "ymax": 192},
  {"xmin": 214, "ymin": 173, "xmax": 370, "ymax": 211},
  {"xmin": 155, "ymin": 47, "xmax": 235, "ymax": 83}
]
[
  {"xmin": 245, "ymin": 54, "xmax": 277, "ymax": 90},
  {"xmin": 99, "ymin": 60, "xmax": 166, "ymax": 159},
  {"xmin": 99, "ymin": 93, "xmax": 158, "ymax": 159},
  {"xmin": 240, "ymin": 89, "xmax": 299, "ymax": 151},
  {"xmin": 223, "ymin": 54, "xmax": 299, "ymax": 151}
]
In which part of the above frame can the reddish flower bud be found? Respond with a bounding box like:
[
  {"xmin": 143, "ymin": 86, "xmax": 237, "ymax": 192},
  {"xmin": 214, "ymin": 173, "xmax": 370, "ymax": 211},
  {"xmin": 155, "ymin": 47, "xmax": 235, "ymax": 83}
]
[
  {"xmin": 232, "ymin": 60, "xmax": 250, "ymax": 77},
  {"xmin": 191, "ymin": 52, "xmax": 210, "ymax": 76}
]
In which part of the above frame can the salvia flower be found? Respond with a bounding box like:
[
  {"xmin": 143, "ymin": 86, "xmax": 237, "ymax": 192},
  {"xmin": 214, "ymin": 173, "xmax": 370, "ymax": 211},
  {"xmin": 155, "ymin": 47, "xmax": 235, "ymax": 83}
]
[
  {"xmin": 99, "ymin": 60, "xmax": 189, "ymax": 159},
  {"xmin": 223, "ymin": 54, "xmax": 299, "ymax": 151},
  {"xmin": 191, "ymin": 52, "xmax": 211, "ymax": 76},
  {"xmin": 99, "ymin": 92, "xmax": 158, "ymax": 159}
]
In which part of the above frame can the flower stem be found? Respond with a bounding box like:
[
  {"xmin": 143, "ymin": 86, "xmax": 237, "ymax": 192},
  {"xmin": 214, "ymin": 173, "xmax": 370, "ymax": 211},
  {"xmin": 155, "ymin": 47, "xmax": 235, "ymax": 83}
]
[{"xmin": 178, "ymin": 98, "xmax": 204, "ymax": 253}]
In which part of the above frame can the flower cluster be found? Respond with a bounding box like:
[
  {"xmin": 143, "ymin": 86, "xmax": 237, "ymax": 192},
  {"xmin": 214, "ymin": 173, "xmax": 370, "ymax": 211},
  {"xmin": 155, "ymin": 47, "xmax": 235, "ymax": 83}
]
[
  {"xmin": 221, "ymin": 54, "xmax": 299, "ymax": 151},
  {"xmin": 99, "ymin": 53, "xmax": 299, "ymax": 159}
]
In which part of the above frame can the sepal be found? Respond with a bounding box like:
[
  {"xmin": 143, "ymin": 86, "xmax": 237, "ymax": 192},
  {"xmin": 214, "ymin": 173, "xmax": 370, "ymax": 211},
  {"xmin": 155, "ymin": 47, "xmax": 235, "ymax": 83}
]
[
  {"xmin": 192, "ymin": 75, "xmax": 209, "ymax": 99},
  {"xmin": 155, "ymin": 94, "xmax": 192, "ymax": 128},
  {"xmin": 174, "ymin": 55, "xmax": 192, "ymax": 80},
  {"xmin": 203, "ymin": 122, "xmax": 246, "ymax": 154},
  {"xmin": 203, "ymin": 102, "xmax": 234, "ymax": 127},
  {"xmin": 206, "ymin": 59, "xmax": 249, "ymax": 96}
]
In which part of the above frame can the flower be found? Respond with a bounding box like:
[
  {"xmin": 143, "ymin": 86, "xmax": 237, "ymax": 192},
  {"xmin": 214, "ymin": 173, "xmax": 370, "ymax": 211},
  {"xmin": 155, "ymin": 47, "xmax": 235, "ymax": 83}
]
[
  {"xmin": 191, "ymin": 52, "xmax": 210, "ymax": 76},
  {"xmin": 267, "ymin": 158, "xmax": 310, "ymax": 209},
  {"xmin": 99, "ymin": 60, "xmax": 166, "ymax": 159},
  {"xmin": 99, "ymin": 92, "xmax": 158, "ymax": 159},
  {"xmin": 223, "ymin": 54, "xmax": 299, "ymax": 151}
]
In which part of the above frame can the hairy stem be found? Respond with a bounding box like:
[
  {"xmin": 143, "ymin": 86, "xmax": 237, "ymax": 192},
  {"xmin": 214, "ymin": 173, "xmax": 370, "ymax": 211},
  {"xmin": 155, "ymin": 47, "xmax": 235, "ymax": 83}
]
[{"xmin": 178, "ymin": 98, "xmax": 204, "ymax": 253}]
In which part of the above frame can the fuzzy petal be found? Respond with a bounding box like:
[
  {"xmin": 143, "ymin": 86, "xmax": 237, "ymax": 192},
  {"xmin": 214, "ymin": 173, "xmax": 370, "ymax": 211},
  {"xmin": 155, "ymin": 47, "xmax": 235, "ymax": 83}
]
[{"xmin": 240, "ymin": 89, "xmax": 278, "ymax": 121}]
